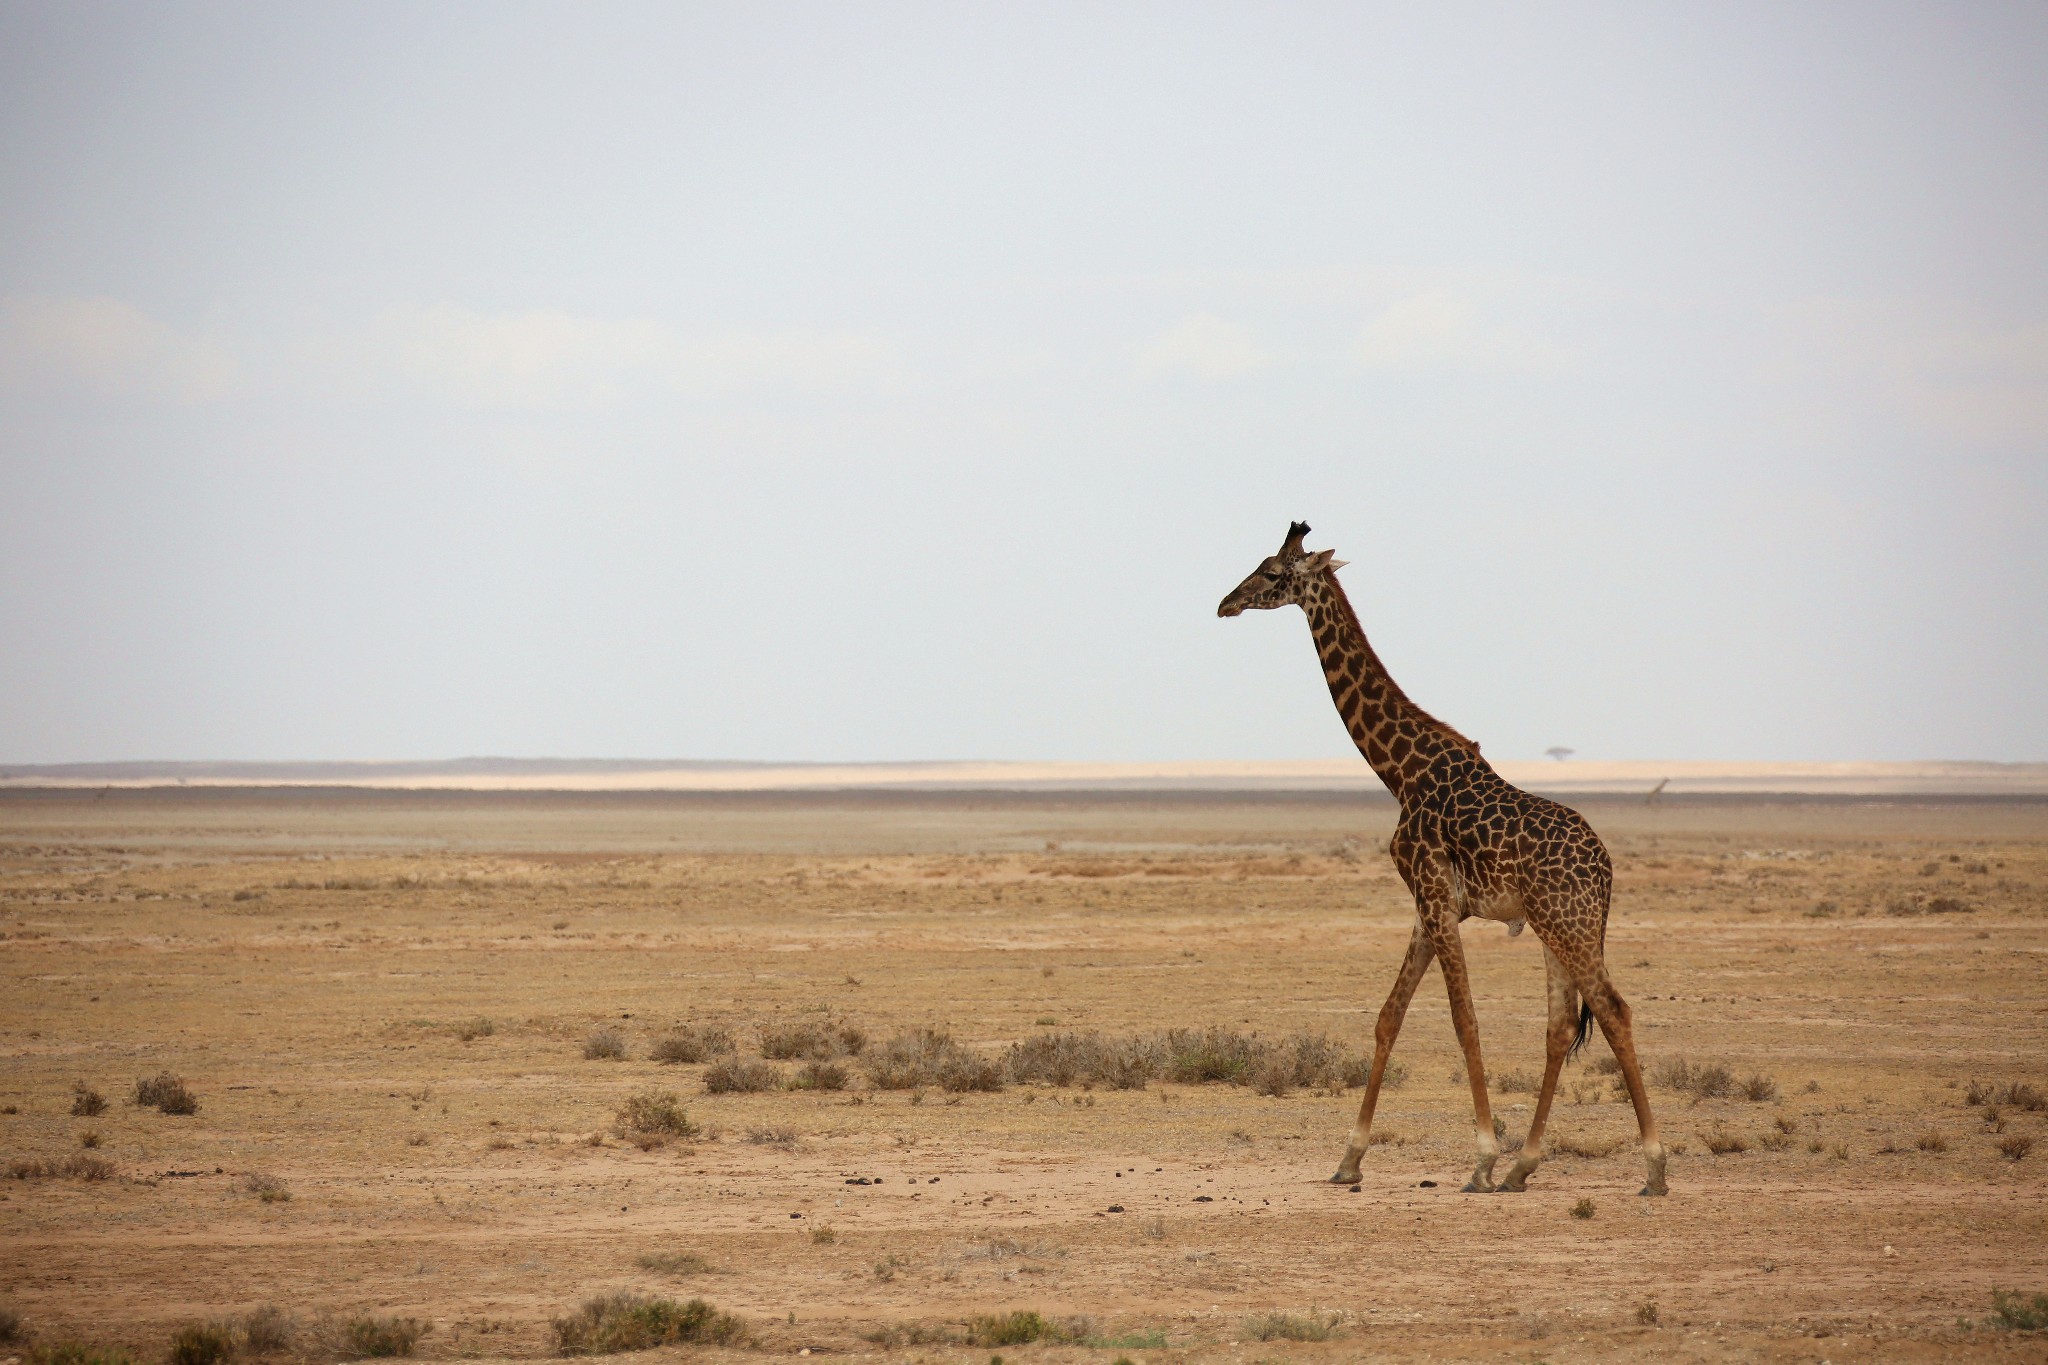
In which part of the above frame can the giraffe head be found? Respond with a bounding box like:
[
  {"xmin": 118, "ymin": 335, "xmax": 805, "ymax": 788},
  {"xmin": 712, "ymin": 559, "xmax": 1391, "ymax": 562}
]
[{"xmin": 1217, "ymin": 521, "xmax": 1348, "ymax": 617}]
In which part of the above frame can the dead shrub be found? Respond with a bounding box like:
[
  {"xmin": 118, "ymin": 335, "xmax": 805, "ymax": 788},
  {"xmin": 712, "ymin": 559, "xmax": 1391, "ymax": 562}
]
[
  {"xmin": 1492, "ymin": 1069, "xmax": 1538, "ymax": 1095},
  {"xmin": 613, "ymin": 1092, "xmax": 698, "ymax": 1145},
  {"xmin": 862, "ymin": 1323, "xmax": 959, "ymax": 1349},
  {"xmin": 550, "ymin": 1294, "xmax": 745, "ymax": 1354},
  {"xmin": 239, "ymin": 1307, "xmax": 296, "ymax": 1355},
  {"xmin": 453, "ymin": 1017, "xmax": 494, "ymax": 1042},
  {"xmin": 759, "ymin": 1020, "xmax": 865, "ymax": 1061},
  {"xmin": 1998, "ymin": 1134, "xmax": 2034, "ymax": 1161},
  {"xmin": 1587, "ymin": 1055, "xmax": 1622, "ymax": 1077},
  {"xmin": 1917, "ymin": 1130, "xmax": 1949, "ymax": 1153},
  {"xmin": 581, "ymin": 1029, "xmax": 628, "ymax": 1061},
  {"xmin": 0, "ymin": 1305, "xmax": 22, "ymax": 1345},
  {"xmin": 1741, "ymin": 1073, "xmax": 1780, "ymax": 1103},
  {"xmin": 864, "ymin": 1030, "xmax": 1000, "ymax": 1091},
  {"xmin": 1700, "ymin": 1128, "xmax": 1748, "ymax": 1155},
  {"xmin": 333, "ymin": 1316, "xmax": 426, "ymax": 1359},
  {"xmin": 133, "ymin": 1072, "xmax": 198, "ymax": 1115},
  {"xmin": 702, "ymin": 1058, "xmax": 779, "ymax": 1094},
  {"xmin": 743, "ymin": 1126, "xmax": 798, "ymax": 1148},
  {"xmin": 1651, "ymin": 1058, "xmax": 1737, "ymax": 1102},
  {"xmin": 1634, "ymin": 1300, "xmax": 1659, "ymax": 1326},
  {"xmin": 70, "ymin": 1084, "xmax": 106, "ymax": 1117},
  {"xmin": 650, "ymin": 1026, "xmax": 735, "ymax": 1065},
  {"xmin": 6, "ymin": 1154, "xmax": 114, "ymax": 1182},
  {"xmin": 241, "ymin": 1171, "xmax": 291, "ymax": 1203},
  {"xmin": 1968, "ymin": 1080, "xmax": 2045, "ymax": 1113},
  {"xmin": 1570, "ymin": 1197, "xmax": 1595, "ymax": 1219}
]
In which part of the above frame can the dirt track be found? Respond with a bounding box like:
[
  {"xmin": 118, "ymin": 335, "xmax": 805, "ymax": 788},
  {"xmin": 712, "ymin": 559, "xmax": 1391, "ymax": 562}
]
[{"xmin": 3, "ymin": 789, "xmax": 2047, "ymax": 1363}]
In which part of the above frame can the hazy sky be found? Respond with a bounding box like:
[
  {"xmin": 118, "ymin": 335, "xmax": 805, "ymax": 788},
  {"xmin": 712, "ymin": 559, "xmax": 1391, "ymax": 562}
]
[{"xmin": 2, "ymin": 2, "xmax": 2044, "ymax": 765}]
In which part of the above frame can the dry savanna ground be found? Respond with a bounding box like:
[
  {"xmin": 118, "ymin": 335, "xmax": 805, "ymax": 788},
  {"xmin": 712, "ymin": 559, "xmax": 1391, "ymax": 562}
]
[{"xmin": 3, "ymin": 789, "xmax": 2047, "ymax": 1365}]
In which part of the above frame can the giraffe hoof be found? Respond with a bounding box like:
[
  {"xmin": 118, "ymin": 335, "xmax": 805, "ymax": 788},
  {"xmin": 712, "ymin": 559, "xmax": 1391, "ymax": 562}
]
[
  {"xmin": 1638, "ymin": 1183, "xmax": 1668, "ymax": 1197},
  {"xmin": 1460, "ymin": 1179, "xmax": 1495, "ymax": 1194},
  {"xmin": 1497, "ymin": 1180, "xmax": 1527, "ymax": 1193},
  {"xmin": 1329, "ymin": 1171, "xmax": 1360, "ymax": 1185}
]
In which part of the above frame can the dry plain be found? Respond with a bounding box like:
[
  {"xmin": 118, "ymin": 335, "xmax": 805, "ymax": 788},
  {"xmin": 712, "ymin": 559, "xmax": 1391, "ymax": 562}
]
[{"xmin": 3, "ymin": 788, "xmax": 2046, "ymax": 1365}]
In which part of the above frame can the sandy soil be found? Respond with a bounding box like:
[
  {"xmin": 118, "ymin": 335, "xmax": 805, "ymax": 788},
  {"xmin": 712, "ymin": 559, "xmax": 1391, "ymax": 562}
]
[{"xmin": 3, "ymin": 789, "xmax": 2046, "ymax": 1364}]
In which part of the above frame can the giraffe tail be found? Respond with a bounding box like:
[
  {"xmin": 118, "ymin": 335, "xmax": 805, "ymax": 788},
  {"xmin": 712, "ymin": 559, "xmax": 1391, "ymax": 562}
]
[{"xmin": 1566, "ymin": 999, "xmax": 1594, "ymax": 1060}]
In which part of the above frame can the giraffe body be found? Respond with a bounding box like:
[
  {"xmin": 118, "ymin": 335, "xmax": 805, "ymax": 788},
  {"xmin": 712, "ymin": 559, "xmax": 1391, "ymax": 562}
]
[{"xmin": 1219, "ymin": 522, "xmax": 1667, "ymax": 1196}]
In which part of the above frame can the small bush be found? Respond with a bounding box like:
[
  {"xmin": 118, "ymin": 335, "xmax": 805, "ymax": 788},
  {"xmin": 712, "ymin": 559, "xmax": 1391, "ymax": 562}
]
[
  {"xmin": 242, "ymin": 1172, "xmax": 291, "ymax": 1203},
  {"xmin": 743, "ymin": 1126, "xmax": 798, "ymax": 1148},
  {"xmin": 582, "ymin": 1029, "xmax": 628, "ymax": 1061},
  {"xmin": 789, "ymin": 1060, "xmax": 848, "ymax": 1092},
  {"xmin": 865, "ymin": 1031, "xmax": 1000, "ymax": 1091},
  {"xmin": 964, "ymin": 1311, "xmax": 1060, "ymax": 1348},
  {"xmin": 1917, "ymin": 1130, "xmax": 1949, "ymax": 1153},
  {"xmin": 336, "ymin": 1316, "xmax": 426, "ymax": 1359},
  {"xmin": 1741, "ymin": 1073, "xmax": 1780, "ymax": 1103},
  {"xmin": 1492, "ymin": 1069, "xmax": 1538, "ymax": 1095},
  {"xmin": 1991, "ymin": 1289, "xmax": 2048, "ymax": 1331},
  {"xmin": 1242, "ymin": 1311, "xmax": 1343, "ymax": 1342},
  {"xmin": 636, "ymin": 1251, "xmax": 714, "ymax": 1274},
  {"xmin": 1570, "ymin": 1197, "xmax": 1595, "ymax": 1219},
  {"xmin": 550, "ymin": 1294, "xmax": 745, "ymax": 1354},
  {"xmin": 702, "ymin": 1058, "xmax": 779, "ymax": 1094},
  {"xmin": 1701, "ymin": 1128, "xmax": 1748, "ymax": 1155},
  {"xmin": 760, "ymin": 1020, "xmax": 866, "ymax": 1061},
  {"xmin": 1550, "ymin": 1134, "xmax": 1623, "ymax": 1158},
  {"xmin": 1651, "ymin": 1058, "xmax": 1736, "ymax": 1102},
  {"xmin": 1634, "ymin": 1300, "xmax": 1659, "ymax": 1326},
  {"xmin": 810, "ymin": 1225, "xmax": 837, "ymax": 1245},
  {"xmin": 453, "ymin": 1017, "xmax": 494, "ymax": 1042},
  {"xmin": 133, "ymin": 1072, "xmax": 198, "ymax": 1115},
  {"xmin": 862, "ymin": 1323, "xmax": 959, "ymax": 1349},
  {"xmin": 169, "ymin": 1321, "xmax": 236, "ymax": 1365},
  {"xmin": 239, "ymin": 1307, "xmax": 295, "ymax": 1354},
  {"xmin": 6, "ymin": 1154, "xmax": 114, "ymax": 1182},
  {"xmin": 613, "ymin": 1092, "xmax": 698, "ymax": 1144},
  {"xmin": 1999, "ymin": 1134, "xmax": 2034, "ymax": 1161},
  {"xmin": 1588, "ymin": 1055, "xmax": 1622, "ymax": 1077},
  {"xmin": 650, "ymin": 1026, "xmax": 735, "ymax": 1065},
  {"xmin": 78, "ymin": 1131, "xmax": 100, "ymax": 1149},
  {"xmin": 0, "ymin": 1305, "xmax": 22, "ymax": 1345},
  {"xmin": 70, "ymin": 1084, "xmax": 106, "ymax": 1117}
]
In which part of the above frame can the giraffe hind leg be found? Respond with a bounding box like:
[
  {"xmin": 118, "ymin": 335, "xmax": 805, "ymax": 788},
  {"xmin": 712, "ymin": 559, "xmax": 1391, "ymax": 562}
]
[
  {"xmin": 1578, "ymin": 965, "xmax": 1667, "ymax": 1195},
  {"xmin": 1499, "ymin": 945, "xmax": 1578, "ymax": 1193}
]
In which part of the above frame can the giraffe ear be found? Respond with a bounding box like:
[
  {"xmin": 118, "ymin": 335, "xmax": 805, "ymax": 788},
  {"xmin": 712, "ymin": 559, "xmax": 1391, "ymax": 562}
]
[
  {"xmin": 1298, "ymin": 548, "xmax": 1337, "ymax": 572},
  {"xmin": 1328, "ymin": 558, "xmax": 1350, "ymax": 572}
]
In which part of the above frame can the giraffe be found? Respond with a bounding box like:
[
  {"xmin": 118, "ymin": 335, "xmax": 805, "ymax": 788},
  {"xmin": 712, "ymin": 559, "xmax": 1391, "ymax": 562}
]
[{"xmin": 1217, "ymin": 521, "xmax": 1668, "ymax": 1196}]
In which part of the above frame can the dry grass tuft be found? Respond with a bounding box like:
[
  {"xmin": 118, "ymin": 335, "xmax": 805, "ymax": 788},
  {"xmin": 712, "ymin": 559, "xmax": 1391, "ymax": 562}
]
[
  {"xmin": 133, "ymin": 1071, "xmax": 198, "ymax": 1115},
  {"xmin": 69, "ymin": 1083, "xmax": 106, "ymax": 1117},
  {"xmin": 1242, "ymin": 1310, "xmax": 1344, "ymax": 1342},
  {"xmin": 318, "ymin": 1316, "xmax": 428, "ymax": 1359},
  {"xmin": 6, "ymin": 1154, "xmax": 115, "ymax": 1182},
  {"xmin": 1967, "ymin": 1079, "xmax": 2046, "ymax": 1113},
  {"xmin": 1634, "ymin": 1300, "xmax": 1659, "ymax": 1326},
  {"xmin": 26, "ymin": 1345, "xmax": 137, "ymax": 1365},
  {"xmin": 788, "ymin": 1059, "xmax": 849, "ymax": 1091},
  {"xmin": 636, "ymin": 1251, "xmax": 714, "ymax": 1275},
  {"xmin": 962, "ymin": 1311, "xmax": 1083, "ymax": 1348},
  {"xmin": 453, "ymin": 1017, "xmax": 494, "ymax": 1042},
  {"xmin": 0, "ymin": 1305, "xmax": 23, "ymax": 1345},
  {"xmin": 550, "ymin": 1294, "xmax": 745, "ymax": 1354},
  {"xmin": 743, "ymin": 1126, "xmax": 799, "ymax": 1148},
  {"xmin": 1570, "ymin": 1197, "xmax": 1596, "ymax": 1219},
  {"xmin": 1998, "ymin": 1134, "xmax": 2034, "ymax": 1161},
  {"xmin": 1550, "ymin": 1134, "xmax": 1624, "ymax": 1159},
  {"xmin": 1700, "ymin": 1128, "xmax": 1749, "ymax": 1155},
  {"xmin": 1917, "ymin": 1130, "xmax": 1949, "ymax": 1153},
  {"xmin": 1492, "ymin": 1069, "xmax": 1538, "ymax": 1095}
]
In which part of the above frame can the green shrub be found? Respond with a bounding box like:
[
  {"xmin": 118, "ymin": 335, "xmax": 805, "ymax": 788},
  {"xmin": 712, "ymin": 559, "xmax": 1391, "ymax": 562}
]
[
  {"xmin": 613, "ymin": 1092, "xmax": 698, "ymax": 1143},
  {"xmin": 963, "ymin": 1311, "xmax": 1054, "ymax": 1347},
  {"xmin": 550, "ymin": 1295, "xmax": 745, "ymax": 1355},
  {"xmin": 1991, "ymin": 1289, "xmax": 2048, "ymax": 1331}
]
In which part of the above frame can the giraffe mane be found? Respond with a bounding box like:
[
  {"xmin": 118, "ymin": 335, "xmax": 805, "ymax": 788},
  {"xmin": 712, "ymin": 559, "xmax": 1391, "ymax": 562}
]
[{"xmin": 1318, "ymin": 566, "xmax": 1484, "ymax": 757}]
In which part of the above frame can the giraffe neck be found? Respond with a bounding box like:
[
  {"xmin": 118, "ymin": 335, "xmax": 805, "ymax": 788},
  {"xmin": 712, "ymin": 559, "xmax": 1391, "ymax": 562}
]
[{"xmin": 1299, "ymin": 571, "xmax": 1482, "ymax": 805}]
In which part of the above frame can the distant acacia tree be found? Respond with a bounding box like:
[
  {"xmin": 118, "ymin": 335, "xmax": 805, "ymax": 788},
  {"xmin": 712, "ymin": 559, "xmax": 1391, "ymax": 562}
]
[{"xmin": 1545, "ymin": 746, "xmax": 1575, "ymax": 762}]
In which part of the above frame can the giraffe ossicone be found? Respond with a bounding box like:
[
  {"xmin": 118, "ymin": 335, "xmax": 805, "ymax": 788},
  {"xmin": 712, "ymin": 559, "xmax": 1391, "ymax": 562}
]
[{"xmin": 1218, "ymin": 521, "xmax": 1668, "ymax": 1197}]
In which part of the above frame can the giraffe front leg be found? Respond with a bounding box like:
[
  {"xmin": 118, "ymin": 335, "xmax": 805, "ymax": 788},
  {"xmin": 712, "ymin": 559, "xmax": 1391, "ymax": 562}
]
[
  {"xmin": 1424, "ymin": 913, "xmax": 1497, "ymax": 1193},
  {"xmin": 1332, "ymin": 922, "xmax": 1434, "ymax": 1183}
]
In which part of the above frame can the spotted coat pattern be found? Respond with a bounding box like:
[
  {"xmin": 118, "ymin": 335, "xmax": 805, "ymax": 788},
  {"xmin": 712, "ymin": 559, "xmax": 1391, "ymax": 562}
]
[{"xmin": 1218, "ymin": 523, "xmax": 1667, "ymax": 1196}]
